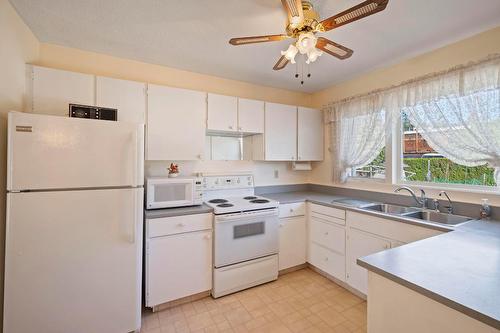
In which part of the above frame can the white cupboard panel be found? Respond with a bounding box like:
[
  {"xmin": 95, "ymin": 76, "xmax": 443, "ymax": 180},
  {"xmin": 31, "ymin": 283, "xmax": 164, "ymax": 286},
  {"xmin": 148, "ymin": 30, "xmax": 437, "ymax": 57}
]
[
  {"xmin": 346, "ymin": 228, "xmax": 390, "ymax": 294},
  {"xmin": 279, "ymin": 202, "xmax": 306, "ymax": 218},
  {"xmin": 147, "ymin": 85, "xmax": 206, "ymax": 160},
  {"xmin": 30, "ymin": 65, "xmax": 94, "ymax": 116},
  {"xmin": 264, "ymin": 102, "xmax": 297, "ymax": 161},
  {"xmin": 238, "ymin": 98, "xmax": 264, "ymax": 133},
  {"xmin": 207, "ymin": 93, "xmax": 237, "ymax": 132},
  {"xmin": 310, "ymin": 218, "xmax": 346, "ymax": 255},
  {"xmin": 147, "ymin": 213, "xmax": 212, "ymax": 238},
  {"xmin": 279, "ymin": 216, "xmax": 306, "ymax": 270},
  {"xmin": 146, "ymin": 230, "xmax": 212, "ymax": 307},
  {"xmin": 96, "ymin": 76, "xmax": 146, "ymax": 124},
  {"xmin": 309, "ymin": 242, "xmax": 345, "ymax": 282},
  {"xmin": 298, "ymin": 107, "xmax": 323, "ymax": 161}
]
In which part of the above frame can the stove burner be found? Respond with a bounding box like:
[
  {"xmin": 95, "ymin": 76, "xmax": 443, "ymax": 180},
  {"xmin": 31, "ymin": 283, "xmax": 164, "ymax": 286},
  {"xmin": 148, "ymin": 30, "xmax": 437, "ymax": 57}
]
[
  {"xmin": 209, "ymin": 199, "xmax": 228, "ymax": 204},
  {"xmin": 243, "ymin": 196, "xmax": 257, "ymax": 200},
  {"xmin": 217, "ymin": 203, "xmax": 234, "ymax": 208},
  {"xmin": 250, "ymin": 199, "xmax": 270, "ymax": 204}
]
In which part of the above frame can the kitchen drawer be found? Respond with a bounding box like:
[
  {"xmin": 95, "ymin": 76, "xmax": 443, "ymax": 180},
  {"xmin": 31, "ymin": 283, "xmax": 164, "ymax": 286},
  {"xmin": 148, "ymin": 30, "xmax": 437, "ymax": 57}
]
[
  {"xmin": 147, "ymin": 213, "xmax": 212, "ymax": 238},
  {"xmin": 309, "ymin": 242, "xmax": 345, "ymax": 282},
  {"xmin": 309, "ymin": 203, "xmax": 346, "ymax": 221},
  {"xmin": 310, "ymin": 217, "xmax": 345, "ymax": 254},
  {"xmin": 279, "ymin": 202, "xmax": 305, "ymax": 218},
  {"xmin": 310, "ymin": 211, "xmax": 346, "ymax": 226}
]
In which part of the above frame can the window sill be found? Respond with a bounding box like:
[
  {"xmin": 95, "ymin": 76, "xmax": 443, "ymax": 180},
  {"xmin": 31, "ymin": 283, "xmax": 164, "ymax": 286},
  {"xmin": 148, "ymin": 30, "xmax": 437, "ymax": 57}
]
[{"xmin": 399, "ymin": 180, "xmax": 499, "ymax": 195}]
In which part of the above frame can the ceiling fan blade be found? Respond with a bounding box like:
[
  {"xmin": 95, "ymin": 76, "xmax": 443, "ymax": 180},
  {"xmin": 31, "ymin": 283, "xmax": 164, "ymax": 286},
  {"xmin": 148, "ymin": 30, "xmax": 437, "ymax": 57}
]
[
  {"xmin": 273, "ymin": 55, "xmax": 289, "ymax": 70},
  {"xmin": 281, "ymin": 0, "xmax": 304, "ymax": 27},
  {"xmin": 320, "ymin": 0, "xmax": 389, "ymax": 31},
  {"xmin": 229, "ymin": 34, "xmax": 287, "ymax": 46},
  {"xmin": 316, "ymin": 37, "xmax": 353, "ymax": 60}
]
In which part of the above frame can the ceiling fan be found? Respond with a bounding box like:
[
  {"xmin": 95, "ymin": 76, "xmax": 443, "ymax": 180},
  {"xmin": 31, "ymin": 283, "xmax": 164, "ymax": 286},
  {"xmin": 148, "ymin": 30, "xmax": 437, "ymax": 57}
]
[{"xmin": 229, "ymin": 0, "xmax": 389, "ymax": 70}]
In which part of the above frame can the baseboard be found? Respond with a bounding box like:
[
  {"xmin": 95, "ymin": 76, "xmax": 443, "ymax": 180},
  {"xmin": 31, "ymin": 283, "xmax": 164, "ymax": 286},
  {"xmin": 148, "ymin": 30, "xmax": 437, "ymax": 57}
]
[
  {"xmin": 307, "ymin": 264, "xmax": 367, "ymax": 300},
  {"xmin": 279, "ymin": 263, "xmax": 308, "ymax": 276},
  {"xmin": 151, "ymin": 290, "xmax": 211, "ymax": 312}
]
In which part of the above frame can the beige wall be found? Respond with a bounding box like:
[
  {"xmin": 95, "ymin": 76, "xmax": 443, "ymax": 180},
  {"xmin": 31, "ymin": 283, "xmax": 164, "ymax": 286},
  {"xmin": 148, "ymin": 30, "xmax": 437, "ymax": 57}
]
[
  {"xmin": 0, "ymin": 0, "xmax": 40, "ymax": 324},
  {"xmin": 309, "ymin": 26, "xmax": 500, "ymax": 205}
]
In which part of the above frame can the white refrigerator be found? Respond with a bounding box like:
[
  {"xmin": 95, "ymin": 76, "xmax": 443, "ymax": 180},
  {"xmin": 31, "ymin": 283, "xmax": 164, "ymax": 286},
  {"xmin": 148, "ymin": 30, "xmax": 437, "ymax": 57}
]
[{"xmin": 4, "ymin": 112, "xmax": 144, "ymax": 333}]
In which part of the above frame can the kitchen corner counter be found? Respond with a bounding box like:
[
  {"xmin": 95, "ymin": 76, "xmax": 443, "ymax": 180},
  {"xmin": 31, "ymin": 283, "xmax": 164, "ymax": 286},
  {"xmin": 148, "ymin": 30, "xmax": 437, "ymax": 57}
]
[
  {"xmin": 144, "ymin": 204, "xmax": 213, "ymax": 219},
  {"xmin": 358, "ymin": 219, "xmax": 500, "ymax": 330},
  {"xmin": 263, "ymin": 190, "xmax": 500, "ymax": 330}
]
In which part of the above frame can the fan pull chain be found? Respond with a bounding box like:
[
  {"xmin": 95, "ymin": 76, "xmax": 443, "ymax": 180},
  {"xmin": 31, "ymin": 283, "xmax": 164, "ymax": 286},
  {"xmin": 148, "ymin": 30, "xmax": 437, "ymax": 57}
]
[
  {"xmin": 300, "ymin": 61, "xmax": 304, "ymax": 85},
  {"xmin": 295, "ymin": 62, "xmax": 299, "ymax": 78}
]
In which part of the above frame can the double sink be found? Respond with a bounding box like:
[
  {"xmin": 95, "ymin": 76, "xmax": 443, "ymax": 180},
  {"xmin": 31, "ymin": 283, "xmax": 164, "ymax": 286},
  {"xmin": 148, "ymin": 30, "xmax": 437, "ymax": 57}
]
[{"xmin": 361, "ymin": 203, "xmax": 473, "ymax": 226}]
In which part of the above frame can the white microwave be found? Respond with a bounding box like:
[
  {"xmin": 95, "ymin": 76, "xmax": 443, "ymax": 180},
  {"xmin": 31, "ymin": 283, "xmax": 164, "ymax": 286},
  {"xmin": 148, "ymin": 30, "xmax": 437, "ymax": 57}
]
[{"xmin": 146, "ymin": 177, "xmax": 203, "ymax": 209}]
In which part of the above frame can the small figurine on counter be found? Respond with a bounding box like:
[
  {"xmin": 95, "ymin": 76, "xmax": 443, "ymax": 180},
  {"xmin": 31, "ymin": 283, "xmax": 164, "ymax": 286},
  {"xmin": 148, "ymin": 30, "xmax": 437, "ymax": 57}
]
[{"xmin": 168, "ymin": 163, "xmax": 179, "ymax": 178}]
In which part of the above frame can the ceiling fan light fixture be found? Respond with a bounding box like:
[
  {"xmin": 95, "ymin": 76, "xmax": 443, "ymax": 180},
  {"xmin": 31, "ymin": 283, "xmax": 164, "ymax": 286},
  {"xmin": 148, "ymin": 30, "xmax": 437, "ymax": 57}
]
[
  {"xmin": 296, "ymin": 32, "xmax": 317, "ymax": 54},
  {"xmin": 281, "ymin": 44, "xmax": 298, "ymax": 63},
  {"xmin": 306, "ymin": 48, "xmax": 323, "ymax": 64}
]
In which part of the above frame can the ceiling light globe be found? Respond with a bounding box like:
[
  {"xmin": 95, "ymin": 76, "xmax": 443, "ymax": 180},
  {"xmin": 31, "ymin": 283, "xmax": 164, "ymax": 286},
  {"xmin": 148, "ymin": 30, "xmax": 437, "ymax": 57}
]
[
  {"xmin": 281, "ymin": 44, "xmax": 298, "ymax": 64},
  {"xmin": 296, "ymin": 32, "xmax": 317, "ymax": 55}
]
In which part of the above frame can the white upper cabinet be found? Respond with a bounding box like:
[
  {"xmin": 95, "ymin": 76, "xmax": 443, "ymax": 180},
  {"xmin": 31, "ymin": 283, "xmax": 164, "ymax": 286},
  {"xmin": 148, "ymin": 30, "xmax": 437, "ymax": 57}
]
[
  {"xmin": 147, "ymin": 84, "xmax": 206, "ymax": 161},
  {"xmin": 207, "ymin": 93, "xmax": 238, "ymax": 132},
  {"xmin": 298, "ymin": 107, "xmax": 323, "ymax": 161},
  {"xmin": 264, "ymin": 102, "xmax": 298, "ymax": 161},
  {"xmin": 238, "ymin": 98, "xmax": 264, "ymax": 134},
  {"xmin": 29, "ymin": 65, "xmax": 94, "ymax": 116},
  {"xmin": 96, "ymin": 76, "xmax": 146, "ymax": 124}
]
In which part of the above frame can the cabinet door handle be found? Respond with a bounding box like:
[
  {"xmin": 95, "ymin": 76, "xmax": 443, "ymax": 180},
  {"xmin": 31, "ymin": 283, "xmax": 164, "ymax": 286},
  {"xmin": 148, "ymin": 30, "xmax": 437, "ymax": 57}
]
[
  {"xmin": 229, "ymin": 125, "xmax": 233, "ymax": 130},
  {"xmin": 279, "ymin": 223, "xmax": 284, "ymax": 228},
  {"xmin": 197, "ymin": 154, "xmax": 202, "ymax": 160},
  {"xmin": 324, "ymin": 232, "xmax": 329, "ymax": 235},
  {"xmin": 324, "ymin": 257, "xmax": 329, "ymax": 261},
  {"xmin": 289, "ymin": 208, "xmax": 294, "ymax": 212},
  {"xmin": 238, "ymin": 126, "xmax": 242, "ymax": 131},
  {"xmin": 204, "ymin": 234, "xmax": 211, "ymax": 240},
  {"xmin": 177, "ymin": 223, "xmax": 185, "ymax": 227}
]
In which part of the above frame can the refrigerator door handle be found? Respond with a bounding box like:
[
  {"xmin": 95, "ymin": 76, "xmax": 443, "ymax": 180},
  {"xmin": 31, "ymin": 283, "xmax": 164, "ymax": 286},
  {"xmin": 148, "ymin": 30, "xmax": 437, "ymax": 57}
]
[
  {"xmin": 131, "ymin": 130, "xmax": 138, "ymax": 188},
  {"xmin": 129, "ymin": 190, "xmax": 139, "ymax": 244}
]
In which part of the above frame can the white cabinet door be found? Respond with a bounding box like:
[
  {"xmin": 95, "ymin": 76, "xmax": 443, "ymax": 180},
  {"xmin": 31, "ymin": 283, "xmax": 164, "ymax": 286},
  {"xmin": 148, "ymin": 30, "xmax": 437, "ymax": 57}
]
[
  {"xmin": 96, "ymin": 76, "xmax": 146, "ymax": 124},
  {"xmin": 147, "ymin": 84, "xmax": 206, "ymax": 160},
  {"xmin": 265, "ymin": 102, "xmax": 297, "ymax": 161},
  {"xmin": 207, "ymin": 93, "xmax": 237, "ymax": 132},
  {"xmin": 146, "ymin": 230, "xmax": 212, "ymax": 307},
  {"xmin": 279, "ymin": 216, "xmax": 306, "ymax": 270},
  {"xmin": 346, "ymin": 228, "xmax": 390, "ymax": 294},
  {"xmin": 297, "ymin": 107, "xmax": 323, "ymax": 161},
  {"xmin": 238, "ymin": 98, "xmax": 264, "ymax": 133},
  {"xmin": 30, "ymin": 65, "xmax": 94, "ymax": 116}
]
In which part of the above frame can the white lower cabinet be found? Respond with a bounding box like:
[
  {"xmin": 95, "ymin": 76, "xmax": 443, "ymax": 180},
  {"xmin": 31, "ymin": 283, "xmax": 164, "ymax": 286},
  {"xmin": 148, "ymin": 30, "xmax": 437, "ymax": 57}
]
[
  {"xmin": 279, "ymin": 216, "xmax": 306, "ymax": 270},
  {"xmin": 308, "ymin": 204, "xmax": 346, "ymax": 282},
  {"xmin": 346, "ymin": 228, "xmax": 390, "ymax": 295},
  {"xmin": 278, "ymin": 203, "xmax": 307, "ymax": 271},
  {"xmin": 145, "ymin": 214, "xmax": 212, "ymax": 308}
]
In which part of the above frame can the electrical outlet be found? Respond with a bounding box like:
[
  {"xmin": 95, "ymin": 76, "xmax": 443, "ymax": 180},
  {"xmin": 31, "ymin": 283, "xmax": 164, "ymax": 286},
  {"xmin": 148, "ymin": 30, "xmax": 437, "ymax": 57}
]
[{"xmin": 274, "ymin": 170, "xmax": 279, "ymax": 178}]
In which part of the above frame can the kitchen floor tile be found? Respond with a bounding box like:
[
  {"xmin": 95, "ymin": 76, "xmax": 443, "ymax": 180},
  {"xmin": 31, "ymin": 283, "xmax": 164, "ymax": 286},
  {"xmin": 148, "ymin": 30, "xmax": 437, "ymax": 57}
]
[{"xmin": 144, "ymin": 268, "xmax": 367, "ymax": 333}]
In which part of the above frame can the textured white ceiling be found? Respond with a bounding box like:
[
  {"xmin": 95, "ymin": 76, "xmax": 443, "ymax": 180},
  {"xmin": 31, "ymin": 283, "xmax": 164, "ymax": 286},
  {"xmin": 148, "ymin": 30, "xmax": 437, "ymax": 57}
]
[{"xmin": 9, "ymin": 0, "xmax": 500, "ymax": 93}]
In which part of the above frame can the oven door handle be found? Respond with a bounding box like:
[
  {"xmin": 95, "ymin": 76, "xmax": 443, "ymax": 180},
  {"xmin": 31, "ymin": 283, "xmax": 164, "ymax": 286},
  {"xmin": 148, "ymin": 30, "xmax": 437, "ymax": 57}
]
[{"xmin": 216, "ymin": 209, "xmax": 278, "ymax": 222}]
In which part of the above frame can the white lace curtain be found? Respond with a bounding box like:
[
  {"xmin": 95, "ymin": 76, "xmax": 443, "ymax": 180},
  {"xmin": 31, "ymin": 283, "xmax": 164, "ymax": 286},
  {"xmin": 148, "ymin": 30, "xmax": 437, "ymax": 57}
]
[{"xmin": 325, "ymin": 54, "xmax": 500, "ymax": 184}]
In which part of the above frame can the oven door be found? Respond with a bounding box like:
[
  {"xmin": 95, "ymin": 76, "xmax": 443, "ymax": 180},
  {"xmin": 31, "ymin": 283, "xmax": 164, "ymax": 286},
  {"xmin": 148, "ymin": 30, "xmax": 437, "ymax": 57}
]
[
  {"xmin": 214, "ymin": 209, "xmax": 279, "ymax": 268},
  {"xmin": 146, "ymin": 179, "xmax": 194, "ymax": 209}
]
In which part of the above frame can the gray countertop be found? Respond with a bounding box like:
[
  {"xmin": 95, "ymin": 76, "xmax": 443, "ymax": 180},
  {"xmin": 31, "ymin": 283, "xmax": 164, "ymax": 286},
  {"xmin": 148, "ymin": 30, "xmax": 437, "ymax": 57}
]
[
  {"xmin": 262, "ymin": 190, "xmax": 500, "ymax": 330},
  {"xmin": 144, "ymin": 204, "xmax": 213, "ymax": 219}
]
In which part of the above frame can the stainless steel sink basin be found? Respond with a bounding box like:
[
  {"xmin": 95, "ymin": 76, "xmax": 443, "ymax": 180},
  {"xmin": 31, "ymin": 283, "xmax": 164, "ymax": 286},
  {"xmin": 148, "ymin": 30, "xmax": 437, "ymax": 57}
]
[
  {"xmin": 402, "ymin": 210, "xmax": 472, "ymax": 226},
  {"xmin": 363, "ymin": 203, "xmax": 420, "ymax": 215}
]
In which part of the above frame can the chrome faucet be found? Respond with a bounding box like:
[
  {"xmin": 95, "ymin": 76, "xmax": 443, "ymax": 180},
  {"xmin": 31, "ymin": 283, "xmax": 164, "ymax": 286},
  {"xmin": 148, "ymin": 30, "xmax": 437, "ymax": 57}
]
[
  {"xmin": 439, "ymin": 191, "xmax": 453, "ymax": 214},
  {"xmin": 394, "ymin": 186, "xmax": 427, "ymax": 208}
]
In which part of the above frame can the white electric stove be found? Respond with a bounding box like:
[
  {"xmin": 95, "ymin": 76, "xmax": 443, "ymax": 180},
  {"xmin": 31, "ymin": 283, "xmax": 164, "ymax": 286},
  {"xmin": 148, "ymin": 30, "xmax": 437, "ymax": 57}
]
[{"xmin": 202, "ymin": 174, "xmax": 280, "ymax": 298}]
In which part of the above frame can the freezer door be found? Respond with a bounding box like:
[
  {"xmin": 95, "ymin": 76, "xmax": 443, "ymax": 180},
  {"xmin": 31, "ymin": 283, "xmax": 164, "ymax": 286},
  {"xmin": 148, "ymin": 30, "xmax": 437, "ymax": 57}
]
[
  {"xmin": 4, "ymin": 188, "xmax": 143, "ymax": 333},
  {"xmin": 7, "ymin": 112, "xmax": 144, "ymax": 191}
]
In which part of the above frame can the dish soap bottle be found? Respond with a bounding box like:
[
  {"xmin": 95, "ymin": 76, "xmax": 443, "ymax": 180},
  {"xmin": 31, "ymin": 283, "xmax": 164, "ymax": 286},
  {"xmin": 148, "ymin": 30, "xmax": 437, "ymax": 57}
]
[{"xmin": 480, "ymin": 199, "xmax": 491, "ymax": 219}]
